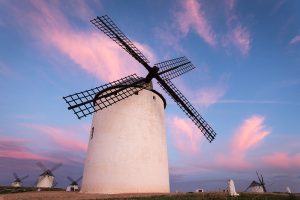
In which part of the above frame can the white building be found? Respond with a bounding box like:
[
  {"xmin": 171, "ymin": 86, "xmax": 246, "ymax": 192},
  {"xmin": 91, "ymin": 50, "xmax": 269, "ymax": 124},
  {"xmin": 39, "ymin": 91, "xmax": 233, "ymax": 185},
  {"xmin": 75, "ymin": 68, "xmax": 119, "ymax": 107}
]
[{"xmin": 81, "ymin": 84, "xmax": 170, "ymax": 193}]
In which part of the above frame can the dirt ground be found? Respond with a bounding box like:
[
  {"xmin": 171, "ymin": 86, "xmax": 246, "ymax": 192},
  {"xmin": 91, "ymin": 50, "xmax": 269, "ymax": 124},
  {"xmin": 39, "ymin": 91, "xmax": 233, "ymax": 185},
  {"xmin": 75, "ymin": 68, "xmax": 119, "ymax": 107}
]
[
  {"xmin": 1, "ymin": 191, "xmax": 299, "ymax": 200},
  {"xmin": 0, "ymin": 191, "xmax": 167, "ymax": 200}
]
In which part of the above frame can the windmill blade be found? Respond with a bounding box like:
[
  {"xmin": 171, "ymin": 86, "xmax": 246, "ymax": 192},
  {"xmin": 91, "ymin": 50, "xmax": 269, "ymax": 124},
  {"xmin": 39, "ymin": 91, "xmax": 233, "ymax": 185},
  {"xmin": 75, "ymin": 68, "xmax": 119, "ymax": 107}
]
[
  {"xmin": 91, "ymin": 15, "xmax": 150, "ymax": 66},
  {"xmin": 67, "ymin": 176, "xmax": 74, "ymax": 183},
  {"xmin": 256, "ymin": 171, "xmax": 262, "ymax": 183},
  {"xmin": 50, "ymin": 163, "xmax": 62, "ymax": 172},
  {"xmin": 243, "ymin": 186, "xmax": 251, "ymax": 192},
  {"xmin": 63, "ymin": 74, "xmax": 146, "ymax": 119},
  {"xmin": 13, "ymin": 172, "xmax": 18, "ymax": 180},
  {"xmin": 75, "ymin": 176, "xmax": 83, "ymax": 183},
  {"xmin": 157, "ymin": 79, "xmax": 216, "ymax": 142},
  {"xmin": 36, "ymin": 162, "xmax": 47, "ymax": 172},
  {"xmin": 156, "ymin": 57, "xmax": 196, "ymax": 80},
  {"xmin": 20, "ymin": 175, "xmax": 29, "ymax": 181}
]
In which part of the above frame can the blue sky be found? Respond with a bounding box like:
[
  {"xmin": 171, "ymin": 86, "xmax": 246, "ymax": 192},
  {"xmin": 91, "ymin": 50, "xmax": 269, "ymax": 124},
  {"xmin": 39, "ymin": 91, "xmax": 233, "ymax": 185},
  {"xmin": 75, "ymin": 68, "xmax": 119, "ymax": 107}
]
[{"xmin": 0, "ymin": 0, "xmax": 300, "ymax": 192}]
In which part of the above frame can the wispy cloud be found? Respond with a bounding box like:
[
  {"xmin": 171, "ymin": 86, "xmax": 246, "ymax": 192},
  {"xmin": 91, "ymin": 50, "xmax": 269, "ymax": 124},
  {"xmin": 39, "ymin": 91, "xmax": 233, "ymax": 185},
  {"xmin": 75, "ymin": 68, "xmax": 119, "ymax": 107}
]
[
  {"xmin": 218, "ymin": 99, "xmax": 300, "ymax": 105},
  {"xmin": 0, "ymin": 138, "xmax": 52, "ymax": 161},
  {"xmin": 170, "ymin": 116, "xmax": 202, "ymax": 155},
  {"xmin": 231, "ymin": 25, "xmax": 251, "ymax": 56},
  {"xmin": 262, "ymin": 152, "xmax": 300, "ymax": 170},
  {"xmin": 21, "ymin": 123, "xmax": 88, "ymax": 153},
  {"xmin": 193, "ymin": 74, "xmax": 229, "ymax": 107},
  {"xmin": 195, "ymin": 85, "xmax": 227, "ymax": 108},
  {"xmin": 289, "ymin": 35, "xmax": 300, "ymax": 45},
  {"xmin": 175, "ymin": 0, "xmax": 216, "ymax": 46},
  {"xmin": 231, "ymin": 115, "xmax": 270, "ymax": 155},
  {"xmin": 6, "ymin": 0, "xmax": 155, "ymax": 82},
  {"xmin": 216, "ymin": 115, "xmax": 270, "ymax": 170},
  {"xmin": 223, "ymin": 0, "xmax": 251, "ymax": 56},
  {"xmin": 154, "ymin": 26, "xmax": 184, "ymax": 53}
]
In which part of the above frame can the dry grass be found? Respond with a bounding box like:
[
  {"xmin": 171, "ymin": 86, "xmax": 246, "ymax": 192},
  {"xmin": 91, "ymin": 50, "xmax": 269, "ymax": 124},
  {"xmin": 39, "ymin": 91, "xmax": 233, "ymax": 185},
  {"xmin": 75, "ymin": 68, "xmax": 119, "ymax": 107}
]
[{"xmin": 0, "ymin": 189, "xmax": 299, "ymax": 200}]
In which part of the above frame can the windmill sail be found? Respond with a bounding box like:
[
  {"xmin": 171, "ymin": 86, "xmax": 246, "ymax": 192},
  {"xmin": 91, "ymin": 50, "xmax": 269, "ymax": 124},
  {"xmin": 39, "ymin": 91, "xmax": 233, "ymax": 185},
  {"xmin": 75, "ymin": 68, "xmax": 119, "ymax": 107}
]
[
  {"xmin": 157, "ymin": 79, "xmax": 216, "ymax": 142},
  {"xmin": 63, "ymin": 74, "xmax": 146, "ymax": 119},
  {"xmin": 91, "ymin": 15, "xmax": 150, "ymax": 65},
  {"xmin": 64, "ymin": 15, "xmax": 217, "ymax": 143},
  {"xmin": 156, "ymin": 57, "xmax": 196, "ymax": 80}
]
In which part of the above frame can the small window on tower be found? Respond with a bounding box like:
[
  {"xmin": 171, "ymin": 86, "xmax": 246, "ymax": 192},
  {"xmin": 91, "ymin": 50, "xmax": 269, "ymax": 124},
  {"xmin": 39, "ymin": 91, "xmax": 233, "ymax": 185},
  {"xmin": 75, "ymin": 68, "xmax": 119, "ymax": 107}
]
[
  {"xmin": 134, "ymin": 91, "xmax": 139, "ymax": 95},
  {"xmin": 90, "ymin": 127, "xmax": 94, "ymax": 140},
  {"xmin": 153, "ymin": 96, "xmax": 156, "ymax": 100}
]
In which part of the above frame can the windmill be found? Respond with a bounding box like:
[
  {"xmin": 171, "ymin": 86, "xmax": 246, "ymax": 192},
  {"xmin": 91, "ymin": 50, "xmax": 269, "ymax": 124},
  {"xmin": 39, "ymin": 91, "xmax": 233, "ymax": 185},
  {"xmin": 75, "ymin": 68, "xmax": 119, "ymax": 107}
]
[
  {"xmin": 245, "ymin": 171, "xmax": 266, "ymax": 193},
  {"xmin": 63, "ymin": 15, "xmax": 217, "ymax": 194},
  {"xmin": 10, "ymin": 172, "xmax": 29, "ymax": 187},
  {"xmin": 66, "ymin": 176, "xmax": 82, "ymax": 192},
  {"xmin": 35, "ymin": 162, "xmax": 62, "ymax": 188}
]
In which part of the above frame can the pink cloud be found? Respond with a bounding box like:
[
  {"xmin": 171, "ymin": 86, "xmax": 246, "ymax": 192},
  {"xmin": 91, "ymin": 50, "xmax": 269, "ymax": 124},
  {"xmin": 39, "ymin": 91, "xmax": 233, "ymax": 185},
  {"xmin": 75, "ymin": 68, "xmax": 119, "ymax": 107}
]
[
  {"xmin": 223, "ymin": 0, "xmax": 251, "ymax": 56},
  {"xmin": 289, "ymin": 35, "xmax": 300, "ymax": 45},
  {"xmin": 21, "ymin": 123, "xmax": 88, "ymax": 152},
  {"xmin": 231, "ymin": 115, "xmax": 270, "ymax": 155},
  {"xmin": 195, "ymin": 85, "xmax": 227, "ymax": 107},
  {"xmin": 216, "ymin": 115, "xmax": 270, "ymax": 170},
  {"xmin": 155, "ymin": 26, "xmax": 184, "ymax": 53},
  {"xmin": 193, "ymin": 73, "xmax": 229, "ymax": 107},
  {"xmin": 9, "ymin": 0, "xmax": 155, "ymax": 82},
  {"xmin": 231, "ymin": 25, "xmax": 251, "ymax": 56},
  {"xmin": 0, "ymin": 138, "xmax": 52, "ymax": 161},
  {"xmin": 262, "ymin": 152, "xmax": 300, "ymax": 169},
  {"xmin": 225, "ymin": 0, "xmax": 236, "ymax": 11},
  {"xmin": 175, "ymin": 0, "xmax": 216, "ymax": 46},
  {"xmin": 170, "ymin": 116, "xmax": 202, "ymax": 155}
]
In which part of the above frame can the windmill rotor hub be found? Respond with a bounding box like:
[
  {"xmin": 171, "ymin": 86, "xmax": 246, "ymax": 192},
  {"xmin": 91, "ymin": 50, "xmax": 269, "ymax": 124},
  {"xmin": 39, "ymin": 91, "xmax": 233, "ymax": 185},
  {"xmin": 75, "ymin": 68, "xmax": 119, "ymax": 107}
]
[{"xmin": 145, "ymin": 66, "xmax": 159, "ymax": 83}]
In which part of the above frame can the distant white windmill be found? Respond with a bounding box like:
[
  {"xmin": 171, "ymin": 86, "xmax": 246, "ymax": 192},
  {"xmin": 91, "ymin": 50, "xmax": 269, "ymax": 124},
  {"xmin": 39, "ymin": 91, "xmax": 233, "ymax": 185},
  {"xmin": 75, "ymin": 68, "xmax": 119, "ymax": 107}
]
[
  {"xmin": 11, "ymin": 172, "xmax": 29, "ymax": 187},
  {"xmin": 286, "ymin": 186, "xmax": 292, "ymax": 194},
  {"xmin": 66, "ymin": 176, "xmax": 82, "ymax": 192},
  {"xmin": 245, "ymin": 171, "xmax": 266, "ymax": 193},
  {"xmin": 36, "ymin": 162, "xmax": 62, "ymax": 188},
  {"xmin": 228, "ymin": 179, "xmax": 239, "ymax": 196}
]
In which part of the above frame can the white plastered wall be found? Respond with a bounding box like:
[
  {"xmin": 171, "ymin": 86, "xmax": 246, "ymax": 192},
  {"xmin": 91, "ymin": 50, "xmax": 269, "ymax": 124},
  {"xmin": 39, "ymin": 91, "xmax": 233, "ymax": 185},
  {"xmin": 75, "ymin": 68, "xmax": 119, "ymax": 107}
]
[{"xmin": 81, "ymin": 89, "xmax": 169, "ymax": 193}]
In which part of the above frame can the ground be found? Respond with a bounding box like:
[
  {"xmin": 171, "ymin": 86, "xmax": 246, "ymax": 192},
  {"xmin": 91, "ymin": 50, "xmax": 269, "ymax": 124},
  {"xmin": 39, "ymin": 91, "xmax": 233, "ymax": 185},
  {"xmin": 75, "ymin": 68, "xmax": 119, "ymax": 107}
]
[{"xmin": 0, "ymin": 187, "xmax": 299, "ymax": 200}]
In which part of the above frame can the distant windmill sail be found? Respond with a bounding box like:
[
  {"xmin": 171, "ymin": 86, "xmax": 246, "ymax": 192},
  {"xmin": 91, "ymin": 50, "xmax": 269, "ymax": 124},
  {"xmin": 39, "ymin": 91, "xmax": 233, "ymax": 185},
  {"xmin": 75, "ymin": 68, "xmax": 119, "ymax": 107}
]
[{"xmin": 63, "ymin": 15, "xmax": 217, "ymax": 143}]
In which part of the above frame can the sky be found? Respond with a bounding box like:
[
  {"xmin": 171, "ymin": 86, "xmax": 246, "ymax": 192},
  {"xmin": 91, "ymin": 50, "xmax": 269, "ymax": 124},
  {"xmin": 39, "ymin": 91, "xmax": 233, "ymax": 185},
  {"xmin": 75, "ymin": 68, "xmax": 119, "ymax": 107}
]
[{"xmin": 0, "ymin": 0, "xmax": 300, "ymax": 193}]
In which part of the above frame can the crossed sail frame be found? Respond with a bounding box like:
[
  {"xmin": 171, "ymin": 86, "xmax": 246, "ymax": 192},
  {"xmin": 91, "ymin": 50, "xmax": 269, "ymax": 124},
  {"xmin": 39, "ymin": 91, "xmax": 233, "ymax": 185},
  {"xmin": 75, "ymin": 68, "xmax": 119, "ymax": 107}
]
[{"xmin": 63, "ymin": 15, "xmax": 216, "ymax": 143}]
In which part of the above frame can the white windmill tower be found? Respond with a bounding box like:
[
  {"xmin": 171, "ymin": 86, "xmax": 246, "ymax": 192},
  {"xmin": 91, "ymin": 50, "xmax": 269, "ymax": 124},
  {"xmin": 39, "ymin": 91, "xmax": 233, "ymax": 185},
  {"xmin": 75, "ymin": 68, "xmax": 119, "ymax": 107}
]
[
  {"xmin": 36, "ymin": 162, "xmax": 62, "ymax": 188},
  {"xmin": 63, "ymin": 15, "xmax": 217, "ymax": 194},
  {"xmin": 66, "ymin": 176, "xmax": 82, "ymax": 192},
  {"xmin": 227, "ymin": 179, "xmax": 239, "ymax": 196},
  {"xmin": 11, "ymin": 173, "xmax": 29, "ymax": 187}
]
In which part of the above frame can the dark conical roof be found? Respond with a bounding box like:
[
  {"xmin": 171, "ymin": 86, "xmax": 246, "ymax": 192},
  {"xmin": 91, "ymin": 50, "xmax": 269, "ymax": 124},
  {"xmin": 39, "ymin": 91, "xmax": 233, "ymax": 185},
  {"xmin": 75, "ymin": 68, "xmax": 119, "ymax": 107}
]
[{"xmin": 249, "ymin": 180, "xmax": 262, "ymax": 187}]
